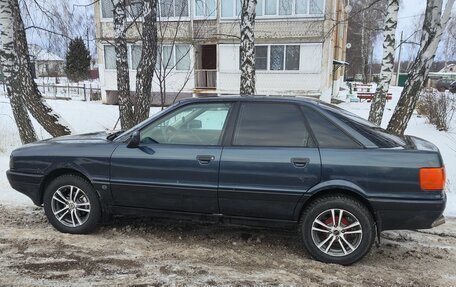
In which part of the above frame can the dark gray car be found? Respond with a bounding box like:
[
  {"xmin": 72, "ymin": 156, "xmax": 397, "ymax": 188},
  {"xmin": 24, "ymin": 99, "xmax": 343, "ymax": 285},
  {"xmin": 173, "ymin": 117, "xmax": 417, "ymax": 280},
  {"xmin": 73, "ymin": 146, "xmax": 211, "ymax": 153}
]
[{"xmin": 7, "ymin": 96, "xmax": 446, "ymax": 265}]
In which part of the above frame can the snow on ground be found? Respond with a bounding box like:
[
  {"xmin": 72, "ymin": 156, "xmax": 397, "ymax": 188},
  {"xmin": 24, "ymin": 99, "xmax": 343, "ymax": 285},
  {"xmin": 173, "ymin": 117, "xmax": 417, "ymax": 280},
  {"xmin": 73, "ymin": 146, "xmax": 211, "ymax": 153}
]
[{"xmin": 0, "ymin": 87, "xmax": 455, "ymax": 216}]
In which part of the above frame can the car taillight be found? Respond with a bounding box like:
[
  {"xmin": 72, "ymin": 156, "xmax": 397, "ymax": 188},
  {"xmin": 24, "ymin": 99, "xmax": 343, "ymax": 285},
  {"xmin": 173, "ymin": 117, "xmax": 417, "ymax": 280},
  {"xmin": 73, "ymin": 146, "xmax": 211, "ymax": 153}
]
[{"xmin": 419, "ymin": 167, "xmax": 445, "ymax": 191}]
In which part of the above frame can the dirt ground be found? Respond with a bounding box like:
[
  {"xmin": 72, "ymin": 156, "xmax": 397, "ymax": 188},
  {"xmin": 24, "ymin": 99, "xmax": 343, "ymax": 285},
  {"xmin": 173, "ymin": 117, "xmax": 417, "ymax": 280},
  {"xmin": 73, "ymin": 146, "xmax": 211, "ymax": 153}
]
[{"xmin": 0, "ymin": 205, "xmax": 455, "ymax": 287}]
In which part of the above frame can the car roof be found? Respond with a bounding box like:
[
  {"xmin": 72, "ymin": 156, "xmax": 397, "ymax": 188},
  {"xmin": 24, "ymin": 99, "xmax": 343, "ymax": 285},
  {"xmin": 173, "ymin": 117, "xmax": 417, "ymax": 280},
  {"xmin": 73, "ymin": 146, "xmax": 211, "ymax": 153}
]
[{"xmin": 178, "ymin": 95, "xmax": 324, "ymax": 106}]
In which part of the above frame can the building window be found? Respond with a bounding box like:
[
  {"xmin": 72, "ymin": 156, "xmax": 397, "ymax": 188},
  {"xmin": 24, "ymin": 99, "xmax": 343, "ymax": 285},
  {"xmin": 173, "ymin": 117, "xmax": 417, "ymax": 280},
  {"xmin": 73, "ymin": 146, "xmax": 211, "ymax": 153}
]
[
  {"xmin": 221, "ymin": 0, "xmax": 241, "ymax": 17},
  {"xmin": 104, "ymin": 44, "xmax": 141, "ymax": 70},
  {"xmin": 245, "ymin": 45, "xmax": 300, "ymax": 71},
  {"xmin": 101, "ymin": 0, "xmax": 144, "ymax": 19},
  {"xmin": 104, "ymin": 45, "xmax": 116, "ymax": 69},
  {"xmin": 258, "ymin": 0, "xmax": 325, "ymax": 17},
  {"xmin": 131, "ymin": 45, "xmax": 142, "ymax": 69},
  {"xmin": 130, "ymin": 1, "xmax": 144, "ymax": 18},
  {"xmin": 285, "ymin": 45, "xmax": 300, "ymax": 70},
  {"xmin": 309, "ymin": 0, "xmax": 324, "ymax": 14},
  {"xmin": 159, "ymin": 0, "xmax": 189, "ymax": 18},
  {"xmin": 101, "ymin": 0, "xmax": 114, "ymax": 18},
  {"xmin": 194, "ymin": 0, "xmax": 216, "ymax": 17},
  {"xmin": 255, "ymin": 46, "xmax": 268, "ymax": 70},
  {"xmin": 175, "ymin": 44, "xmax": 191, "ymax": 70},
  {"xmin": 159, "ymin": 44, "xmax": 191, "ymax": 71}
]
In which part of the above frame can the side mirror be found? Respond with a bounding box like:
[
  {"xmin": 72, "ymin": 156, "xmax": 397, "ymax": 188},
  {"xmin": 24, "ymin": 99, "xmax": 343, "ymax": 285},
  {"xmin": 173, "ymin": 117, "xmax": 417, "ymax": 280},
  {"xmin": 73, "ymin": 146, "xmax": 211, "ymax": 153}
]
[{"xmin": 127, "ymin": 130, "xmax": 140, "ymax": 148}]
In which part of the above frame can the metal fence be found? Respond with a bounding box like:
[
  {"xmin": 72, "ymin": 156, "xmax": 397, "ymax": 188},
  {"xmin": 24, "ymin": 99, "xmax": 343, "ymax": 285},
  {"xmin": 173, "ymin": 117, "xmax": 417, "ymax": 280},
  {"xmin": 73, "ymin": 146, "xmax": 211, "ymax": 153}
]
[{"xmin": 37, "ymin": 82, "xmax": 101, "ymax": 101}]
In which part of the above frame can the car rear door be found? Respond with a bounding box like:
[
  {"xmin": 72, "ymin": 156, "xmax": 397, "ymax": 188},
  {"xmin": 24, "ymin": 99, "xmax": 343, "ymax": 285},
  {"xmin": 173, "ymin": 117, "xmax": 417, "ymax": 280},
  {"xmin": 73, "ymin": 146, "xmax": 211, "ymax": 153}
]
[
  {"xmin": 110, "ymin": 102, "xmax": 233, "ymax": 213},
  {"xmin": 218, "ymin": 102, "xmax": 321, "ymax": 220}
]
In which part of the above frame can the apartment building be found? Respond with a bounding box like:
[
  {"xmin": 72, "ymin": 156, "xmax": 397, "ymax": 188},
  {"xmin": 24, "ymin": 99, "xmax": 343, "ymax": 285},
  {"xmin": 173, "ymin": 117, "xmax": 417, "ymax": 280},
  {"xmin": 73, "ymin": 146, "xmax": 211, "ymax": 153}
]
[{"xmin": 95, "ymin": 0, "xmax": 348, "ymax": 105}]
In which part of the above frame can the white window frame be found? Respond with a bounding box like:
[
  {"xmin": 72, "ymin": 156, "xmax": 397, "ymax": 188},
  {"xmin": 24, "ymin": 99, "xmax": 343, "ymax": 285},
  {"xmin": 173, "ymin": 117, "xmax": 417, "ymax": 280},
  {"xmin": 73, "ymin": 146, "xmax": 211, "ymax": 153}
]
[
  {"xmin": 103, "ymin": 43, "xmax": 192, "ymax": 72},
  {"xmin": 99, "ymin": 0, "xmax": 146, "ymax": 22},
  {"xmin": 103, "ymin": 44, "xmax": 117, "ymax": 70},
  {"xmin": 193, "ymin": 0, "xmax": 217, "ymax": 19},
  {"xmin": 102, "ymin": 43, "xmax": 142, "ymax": 71},
  {"xmin": 220, "ymin": 0, "xmax": 325, "ymax": 20},
  {"xmin": 250, "ymin": 44, "xmax": 301, "ymax": 72},
  {"xmin": 158, "ymin": 44, "xmax": 193, "ymax": 72},
  {"xmin": 220, "ymin": 0, "xmax": 241, "ymax": 19},
  {"xmin": 158, "ymin": 0, "xmax": 191, "ymax": 21}
]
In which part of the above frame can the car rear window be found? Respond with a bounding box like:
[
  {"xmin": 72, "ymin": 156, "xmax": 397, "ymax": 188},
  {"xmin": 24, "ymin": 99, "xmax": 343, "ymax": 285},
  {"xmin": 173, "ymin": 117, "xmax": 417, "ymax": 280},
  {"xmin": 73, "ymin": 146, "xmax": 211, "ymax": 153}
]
[
  {"xmin": 301, "ymin": 106, "xmax": 361, "ymax": 149},
  {"xmin": 317, "ymin": 103, "xmax": 406, "ymax": 148}
]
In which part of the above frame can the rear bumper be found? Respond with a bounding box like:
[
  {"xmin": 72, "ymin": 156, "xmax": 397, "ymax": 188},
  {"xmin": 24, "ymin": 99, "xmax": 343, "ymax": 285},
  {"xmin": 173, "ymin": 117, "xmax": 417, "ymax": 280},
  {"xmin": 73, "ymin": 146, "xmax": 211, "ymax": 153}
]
[
  {"xmin": 6, "ymin": 170, "xmax": 43, "ymax": 206},
  {"xmin": 371, "ymin": 194, "xmax": 446, "ymax": 231}
]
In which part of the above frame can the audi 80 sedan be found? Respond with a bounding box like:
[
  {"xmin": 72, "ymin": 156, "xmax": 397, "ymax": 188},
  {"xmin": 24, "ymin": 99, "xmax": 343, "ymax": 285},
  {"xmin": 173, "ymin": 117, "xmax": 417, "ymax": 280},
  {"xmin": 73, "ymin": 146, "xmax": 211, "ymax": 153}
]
[{"xmin": 7, "ymin": 96, "xmax": 446, "ymax": 265}]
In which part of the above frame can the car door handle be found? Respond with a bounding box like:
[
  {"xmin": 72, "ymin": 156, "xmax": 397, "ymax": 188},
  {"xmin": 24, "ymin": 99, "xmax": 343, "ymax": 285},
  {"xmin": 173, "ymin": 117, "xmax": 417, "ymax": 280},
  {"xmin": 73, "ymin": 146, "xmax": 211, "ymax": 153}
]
[
  {"xmin": 196, "ymin": 155, "xmax": 215, "ymax": 164},
  {"xmin": 291, "ymin": 157, "xmax": 310, "ymax": 168}
]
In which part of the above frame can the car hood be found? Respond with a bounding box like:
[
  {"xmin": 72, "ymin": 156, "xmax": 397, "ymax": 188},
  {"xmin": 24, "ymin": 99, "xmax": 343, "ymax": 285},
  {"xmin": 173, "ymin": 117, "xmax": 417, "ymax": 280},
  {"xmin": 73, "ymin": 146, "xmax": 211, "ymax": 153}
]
[
  {"xmin": 41, "ymin": 131, "xmax": 111, "ymax": 143},
  {"xmin": 12, "ymin": 131, "xmax": 114, "ymax": 155}
]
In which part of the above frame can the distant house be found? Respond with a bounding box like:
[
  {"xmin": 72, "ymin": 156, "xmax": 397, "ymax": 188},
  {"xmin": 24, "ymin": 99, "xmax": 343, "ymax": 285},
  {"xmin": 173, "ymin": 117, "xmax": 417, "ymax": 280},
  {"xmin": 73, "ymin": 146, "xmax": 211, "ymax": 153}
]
[
  {"xmin": 438, "ymin": 63, "xmax": 456, "ymax": 73},
  {"xmin": 94, "ymin": 0, "xmax": 349, "ymax": 105},
  {"xmin": 28, "ymin": 44, "xmax": 65, "ymax": 78}
]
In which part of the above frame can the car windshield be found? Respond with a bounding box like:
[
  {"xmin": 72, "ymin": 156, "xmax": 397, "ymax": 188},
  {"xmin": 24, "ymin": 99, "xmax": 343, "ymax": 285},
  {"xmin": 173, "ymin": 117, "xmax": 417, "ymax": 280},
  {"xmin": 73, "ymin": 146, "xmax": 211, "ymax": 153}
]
[{"xmin": 317, "ymin": 102, "xmax": 407, "ymax": 148}]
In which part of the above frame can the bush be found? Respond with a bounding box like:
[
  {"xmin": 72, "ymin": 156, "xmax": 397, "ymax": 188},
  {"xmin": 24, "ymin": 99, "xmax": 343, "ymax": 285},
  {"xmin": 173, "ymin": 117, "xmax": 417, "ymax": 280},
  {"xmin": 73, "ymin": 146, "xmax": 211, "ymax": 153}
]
[{"xmin": 417, "ymin": 88, "xmax": 456, "ymax": 131}]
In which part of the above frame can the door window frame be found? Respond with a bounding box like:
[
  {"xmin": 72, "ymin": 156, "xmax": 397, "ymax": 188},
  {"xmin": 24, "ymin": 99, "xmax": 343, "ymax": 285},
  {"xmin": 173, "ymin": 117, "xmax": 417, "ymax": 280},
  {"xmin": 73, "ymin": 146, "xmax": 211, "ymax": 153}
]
[
  {"xmin": 225, "ymin": 101, "xmax": 317, "ymax": 148},
  {"xmin": 136, "ymin": 101, "xmax": 236, "ymax": 147}
]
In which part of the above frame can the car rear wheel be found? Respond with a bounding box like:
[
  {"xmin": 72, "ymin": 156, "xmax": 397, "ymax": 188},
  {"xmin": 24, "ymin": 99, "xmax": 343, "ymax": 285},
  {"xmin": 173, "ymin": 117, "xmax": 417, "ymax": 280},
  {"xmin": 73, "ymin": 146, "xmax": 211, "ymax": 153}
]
[
  {"xmin": 43, "ymin": 174, "xmax": 101, "ymax": 234},
  {"xmin": 300, "ymin": 195, "xmax": 375, "ymax": 265}
]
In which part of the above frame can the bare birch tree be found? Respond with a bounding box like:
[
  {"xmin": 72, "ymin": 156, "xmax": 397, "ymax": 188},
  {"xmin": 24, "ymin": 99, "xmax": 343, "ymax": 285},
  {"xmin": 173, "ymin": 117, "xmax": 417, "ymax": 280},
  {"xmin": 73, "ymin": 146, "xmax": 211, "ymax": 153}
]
[
  {"xmin": 387, "ymin": 0, "xmax": 455, "ymax": 135},
  {"xmin": 113, "ymin": 0, "xmax": 135, "ymax": 129},
  {"xmin": 368, "ymin": 0, "xmax": 399, "ymax": 125},
  {"xmin": 0, "ymin": 0, "xmax": 36, "ymax": 143},
  {"xmin": 239, "ymin": 0, "xmax": 256, "ymax": 95},
  {"xmin": 134, "ymin": 0, "xmax": 158, "ymax": 123},
  {"xmin": 0, "ymin": 0, "xmax": 71, "ymax": 140}
]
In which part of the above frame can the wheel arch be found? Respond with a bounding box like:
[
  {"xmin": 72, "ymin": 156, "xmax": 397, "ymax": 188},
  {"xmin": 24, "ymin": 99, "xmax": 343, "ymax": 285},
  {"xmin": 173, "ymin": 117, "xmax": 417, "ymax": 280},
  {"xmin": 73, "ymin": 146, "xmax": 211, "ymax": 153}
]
[
  {"xmin": 39, "ymin": 167, "xmax": 93, "ymax": 205},
  {"xmin": 294, "ymin": 181, "xmax": 378, "ymax": 226}
]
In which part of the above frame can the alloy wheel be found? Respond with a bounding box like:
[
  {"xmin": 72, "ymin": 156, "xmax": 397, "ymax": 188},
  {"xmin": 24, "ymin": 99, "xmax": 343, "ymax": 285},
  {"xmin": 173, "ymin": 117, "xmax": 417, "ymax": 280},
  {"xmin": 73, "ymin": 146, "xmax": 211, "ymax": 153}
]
[
  {"xmin": 50, "ymin": 185, "xmax": 91, "ymax": 228},
  {"xmin": 311, "ymin": 208, "xmax": 363, "ymax": 257}
]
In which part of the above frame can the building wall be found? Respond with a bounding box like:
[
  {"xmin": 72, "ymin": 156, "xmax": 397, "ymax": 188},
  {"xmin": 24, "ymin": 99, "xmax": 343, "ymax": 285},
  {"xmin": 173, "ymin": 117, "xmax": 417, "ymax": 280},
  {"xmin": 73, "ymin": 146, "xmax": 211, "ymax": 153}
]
[
  {"xmin": 94, "ymin": 0, "xmax": 346, "ymax": 104},
  {"xmin": 218, "ymin": 43, "xmax": 324, "ymax": 96}
]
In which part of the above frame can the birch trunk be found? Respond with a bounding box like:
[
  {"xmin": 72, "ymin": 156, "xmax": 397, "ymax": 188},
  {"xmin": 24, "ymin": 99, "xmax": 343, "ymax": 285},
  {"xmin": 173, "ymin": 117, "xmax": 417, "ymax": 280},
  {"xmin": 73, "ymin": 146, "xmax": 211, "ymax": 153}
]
[
  {"xmin": 8, "ymin": 89, "xmax": 37, "ymax": 143},
  {"xmin": 239, "ymin": 0, "xmax": 256, "ymax": 96},
  {"xmin": 114, "ymin": 0, "xmax": 135, "ymax": 129},
  {"xmin": 134, "ymin": 0, "xmax": 158, "ymax": 123},
  {"xmin": 1, "ymin": 0, "xmax": 71, "ymax": 138},
  {"xmin": 387, "ymin": 0, "xmax": 455, "ymax": 135},
  {"xmin": 360, "ymin": 10, "xmax": 368, "ymax": 84},
  {"xmin": 0, "ymin": 0, "xmax": 37, "ymax": 143},
  {"xmin": 368, "ymin": 0, "xmax": 399, "ymax": 125}
]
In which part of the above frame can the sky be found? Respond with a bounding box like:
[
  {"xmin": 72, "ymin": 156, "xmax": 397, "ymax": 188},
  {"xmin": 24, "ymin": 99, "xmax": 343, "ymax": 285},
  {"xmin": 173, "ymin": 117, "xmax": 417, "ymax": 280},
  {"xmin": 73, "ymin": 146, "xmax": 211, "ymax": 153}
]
[{"xmin": 373, "ymin": 0, "xmax": 456, "ymax": 63}]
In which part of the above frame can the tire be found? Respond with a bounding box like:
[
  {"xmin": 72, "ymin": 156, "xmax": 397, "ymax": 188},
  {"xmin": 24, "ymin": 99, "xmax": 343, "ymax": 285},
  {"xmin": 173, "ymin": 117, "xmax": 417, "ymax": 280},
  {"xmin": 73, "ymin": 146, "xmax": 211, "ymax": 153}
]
[
  {"xmin": 300, "ymin": 195, "xmax": 375, "ymax": 265},
  {"xmin": 43, "ymin": 174, "xmax": 101, "ymax": 234}
]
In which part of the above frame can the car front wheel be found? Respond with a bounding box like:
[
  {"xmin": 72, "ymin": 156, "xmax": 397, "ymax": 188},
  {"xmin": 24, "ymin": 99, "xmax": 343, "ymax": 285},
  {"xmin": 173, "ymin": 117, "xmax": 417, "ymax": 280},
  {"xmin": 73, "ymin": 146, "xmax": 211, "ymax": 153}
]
[
  {"xmin": 300, "ymin": 195, "xmax": 375, "ymax": 265},
  {"xmin": 43, "ymin": 174, "xmax": 101, "ymax": 234}
]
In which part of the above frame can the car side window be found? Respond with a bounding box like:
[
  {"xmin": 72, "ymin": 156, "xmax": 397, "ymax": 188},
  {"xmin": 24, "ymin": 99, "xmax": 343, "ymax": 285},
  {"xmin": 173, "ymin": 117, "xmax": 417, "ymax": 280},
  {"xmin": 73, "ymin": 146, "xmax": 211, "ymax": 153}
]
[
  {"xmin": 140, "ymin": 103, "xmax": 232, "ymax": 145},
  {"xmin": 301, "ymin": 106, "xmax": 361, "ymax": 149},
  {"xmin": 233, "ymin": 102, "xmax": 314, "ymax": 147}
]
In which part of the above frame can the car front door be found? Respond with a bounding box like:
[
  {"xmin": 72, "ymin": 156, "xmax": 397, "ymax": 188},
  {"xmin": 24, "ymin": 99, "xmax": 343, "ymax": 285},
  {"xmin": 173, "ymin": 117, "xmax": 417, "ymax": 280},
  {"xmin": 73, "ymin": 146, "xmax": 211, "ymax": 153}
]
[
  {"xmin": 219, "ymin": 102, "xmax": 321, "ymax": 220},
  {"xmin": 110, "ymin": 102, "xmax": 233, "ymax": 213}
]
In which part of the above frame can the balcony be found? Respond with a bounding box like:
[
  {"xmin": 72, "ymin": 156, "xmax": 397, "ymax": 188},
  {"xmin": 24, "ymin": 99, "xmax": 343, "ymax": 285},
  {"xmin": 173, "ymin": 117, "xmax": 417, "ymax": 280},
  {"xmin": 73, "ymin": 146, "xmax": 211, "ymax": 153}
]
[{"xmin": 194, "ymin": 69, "xmax": 217, "ymax": 89}]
